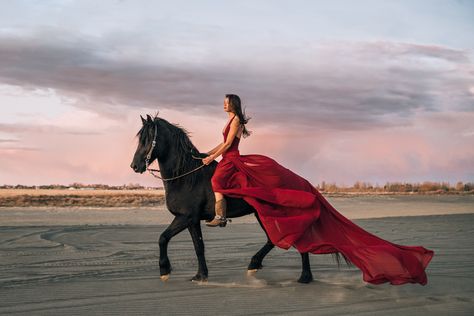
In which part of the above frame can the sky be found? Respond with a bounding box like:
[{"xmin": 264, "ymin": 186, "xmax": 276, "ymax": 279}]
[{"xmin": 0, "ymin": 0, "xmax": 473, "ymax": 187}]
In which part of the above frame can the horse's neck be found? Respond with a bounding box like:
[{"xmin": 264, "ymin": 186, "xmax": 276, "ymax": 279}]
[
  {"xmin": 157, "ymin": 147, "xmax": 179, "ymax": 178},
  {"xmin": 157, "ymin": 146, "xmax": 197, "ymax": 190},
  {"xmin": 157, "ymin": 156, "xmax": 177, "ymax": 193}
]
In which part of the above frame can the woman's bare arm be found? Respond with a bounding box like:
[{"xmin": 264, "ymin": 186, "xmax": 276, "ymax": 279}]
[
  {"xmin": 209, "ymin": 118, "xmax": 240, "ymax": 159},
  {"xmin": 206, "ymin": 142, "xmax": 224, "ymax": 155}
]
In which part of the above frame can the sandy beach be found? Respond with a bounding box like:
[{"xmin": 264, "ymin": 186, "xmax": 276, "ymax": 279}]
[{"xmin": 0, "ymin": 195, "xmax": 473, "ymax": 315}]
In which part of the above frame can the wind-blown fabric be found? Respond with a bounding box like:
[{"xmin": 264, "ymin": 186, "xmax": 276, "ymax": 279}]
[{"xmin": 211, "ymin": 115, "xmax": 434, "ymax": 285}]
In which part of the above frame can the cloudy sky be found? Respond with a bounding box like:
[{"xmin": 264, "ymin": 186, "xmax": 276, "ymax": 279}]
[{"xmin": 0, "ymin": 0, "xmax": 473, "ymax": 187}]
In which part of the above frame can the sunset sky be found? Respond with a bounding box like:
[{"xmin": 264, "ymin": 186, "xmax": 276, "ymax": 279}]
[{"xmin": 1, "ymin": 0, "xmax": 473, "ymax": 187}]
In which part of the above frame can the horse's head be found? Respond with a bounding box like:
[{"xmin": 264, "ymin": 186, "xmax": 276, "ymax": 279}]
[{"xmin": 130, "ymin": 114, "xmax": 167, "ymax": 173}]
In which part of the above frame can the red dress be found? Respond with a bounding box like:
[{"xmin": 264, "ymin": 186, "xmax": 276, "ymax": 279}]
[{"xmin": 211, "ymin": 115, "xmax": 434, "ymax": 285}]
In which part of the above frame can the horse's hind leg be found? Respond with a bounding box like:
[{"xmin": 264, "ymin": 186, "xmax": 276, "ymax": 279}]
[
  {"xmin": 188, "ymin": 221, "xmax": 208, "ymax": 282},
  {"xmin": 248, "ymin": 238, "xmax": 274, "ymax": 271},
  {"xmin": 297, "ymin": 252, "xmax": 313, "ymax": 284},
  {"xmin": 248, "ymin": 212, "xmax": 275, "ymax": 271}
]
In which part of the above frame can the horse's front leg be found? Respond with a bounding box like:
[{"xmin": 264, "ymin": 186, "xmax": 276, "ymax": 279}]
[
  {"xmin": 159, "ymin": 216, "xmax": 189, "ymax": 280},
  {"xmin": 188, "ymin": 221, "xmax": 208, "ymax": 282}
]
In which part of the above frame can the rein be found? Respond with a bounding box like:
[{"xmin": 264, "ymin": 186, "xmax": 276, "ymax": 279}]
[{"xmin": 145, "ymin": 123, "xmax": 207, "ymax": 182}]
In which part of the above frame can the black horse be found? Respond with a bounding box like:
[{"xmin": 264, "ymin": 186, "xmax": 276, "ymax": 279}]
[{"xmin": 130, "ymin": 113, "xmax": 349, "ymax": 283}]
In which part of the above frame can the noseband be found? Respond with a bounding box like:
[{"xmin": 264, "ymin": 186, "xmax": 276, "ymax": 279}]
[{"xmin": 145, "ymin": 123, "xmax": 206, "ymax": 181}]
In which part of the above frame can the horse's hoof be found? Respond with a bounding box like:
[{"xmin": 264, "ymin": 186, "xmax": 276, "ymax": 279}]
[
  {"xmin": 159, "ymin": 263, "xmax": 172, "ymax": 276},
  {"xmin": 160, "ymin": 274, "xmax": 170, "ymax": 282},
  {"xmin": 247, "ymin": 259, "xmax": 263, "ymax": 271},
  {"xmin": 190, "ymin": 274, "xmax": 208, "ymax": 282},
  {"xmin": 297, "ymin": 272, "xmax": 313, "ymax": 284},
  {"xmin": 247, "ymin": 269, "xmax": 258, "ymax": 275}
]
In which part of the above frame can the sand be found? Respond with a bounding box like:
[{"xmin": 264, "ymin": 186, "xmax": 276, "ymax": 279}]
[
  {"xmin": 0, "ymin": 195, "xmax": 473, "ymax": 315},
  {"xmin": 1, "ymin": 194, "xmax": 473, "ymax": 226}
]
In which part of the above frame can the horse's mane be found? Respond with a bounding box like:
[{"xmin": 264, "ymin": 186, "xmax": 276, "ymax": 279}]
[{"xmin": 136, "ymin": 113, "xmax": 204, "ymax": 189}]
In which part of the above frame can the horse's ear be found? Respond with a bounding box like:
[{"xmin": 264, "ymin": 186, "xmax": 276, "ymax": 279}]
[
  {"xmin": 140, "ymin": 115, "xmax": 146, "ymax": 125},
  {"xmin": 146, "ymin": 114, "xmax": 153, "ymax": 123}
]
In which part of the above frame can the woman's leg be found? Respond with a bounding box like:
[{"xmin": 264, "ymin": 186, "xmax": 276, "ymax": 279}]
[
  {"xmin": 205, "ymin": 192, "xmax": 224, "ymax": 221},
  {"xmin": 206, "ymin": 191, "xmax": 228, "ymax": 227},
  {"xmin": 215, "ymin": 191, "xmax": 224, "ymax": 203},
  {"xmin": 207, "ymin": 161, "xmax": 232, "ymax": 227}
]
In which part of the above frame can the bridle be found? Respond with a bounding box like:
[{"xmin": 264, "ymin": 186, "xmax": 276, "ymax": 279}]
[{"xmin": 144, "ymin": 123, "xmax": 207, "ymax": 181}]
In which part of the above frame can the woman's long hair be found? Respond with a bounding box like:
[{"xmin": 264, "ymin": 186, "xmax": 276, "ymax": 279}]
[{"xmin": 226, "ymin": 94, "xmax": 252, "ymax": 138}]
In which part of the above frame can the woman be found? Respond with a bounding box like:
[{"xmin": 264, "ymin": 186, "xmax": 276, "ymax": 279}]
[
  {"xmin": 202, "ymin": 94, "xmax": 251, "ymax": 227},
  {"xmin": 201, "ymin": 94, "xmax": 434, "ymax": 285}
]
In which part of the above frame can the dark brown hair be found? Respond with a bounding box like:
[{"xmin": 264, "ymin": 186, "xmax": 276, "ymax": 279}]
[{"xmin": 225, "ymin": 94, "xmax": 252, "ymax": 138}]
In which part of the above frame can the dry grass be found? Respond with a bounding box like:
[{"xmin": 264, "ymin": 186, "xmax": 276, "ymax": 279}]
[
  {"xmin": 0, "ymin": 189, "xmax": 165, "ymax": 207},
  {"xmin": 1, "ymin": 187, "xmax": 470, "ymax": 208}
]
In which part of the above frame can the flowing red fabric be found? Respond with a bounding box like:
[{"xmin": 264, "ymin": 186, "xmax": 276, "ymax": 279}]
[{"xmin": 211, "ymin": 115, "xmax": 434, "ymax": 285}]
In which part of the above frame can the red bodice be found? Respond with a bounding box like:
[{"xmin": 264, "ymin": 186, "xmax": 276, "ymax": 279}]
[{"xmin": 223, "ymin": 115, "xmax": 240, "ymax": 157}]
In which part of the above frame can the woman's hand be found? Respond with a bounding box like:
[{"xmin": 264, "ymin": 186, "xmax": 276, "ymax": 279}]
[{"xmin": 202, "ymin": 155, "xmax": 216, "ymax": 165}]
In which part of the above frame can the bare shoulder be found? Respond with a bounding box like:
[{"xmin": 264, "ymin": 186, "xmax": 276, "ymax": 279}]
[
  {"xmin": 232, "ymin": 116, "xmax": 243, "ymax": 135},
  {"xmin": 232, "ymin": 116, "xmax": 241, "ymax": 125}
]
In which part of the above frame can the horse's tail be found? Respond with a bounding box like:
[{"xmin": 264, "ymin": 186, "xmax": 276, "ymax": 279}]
[{"xmin": 332, "ymin": 252, "xmax": 354, "ymax": 269}]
